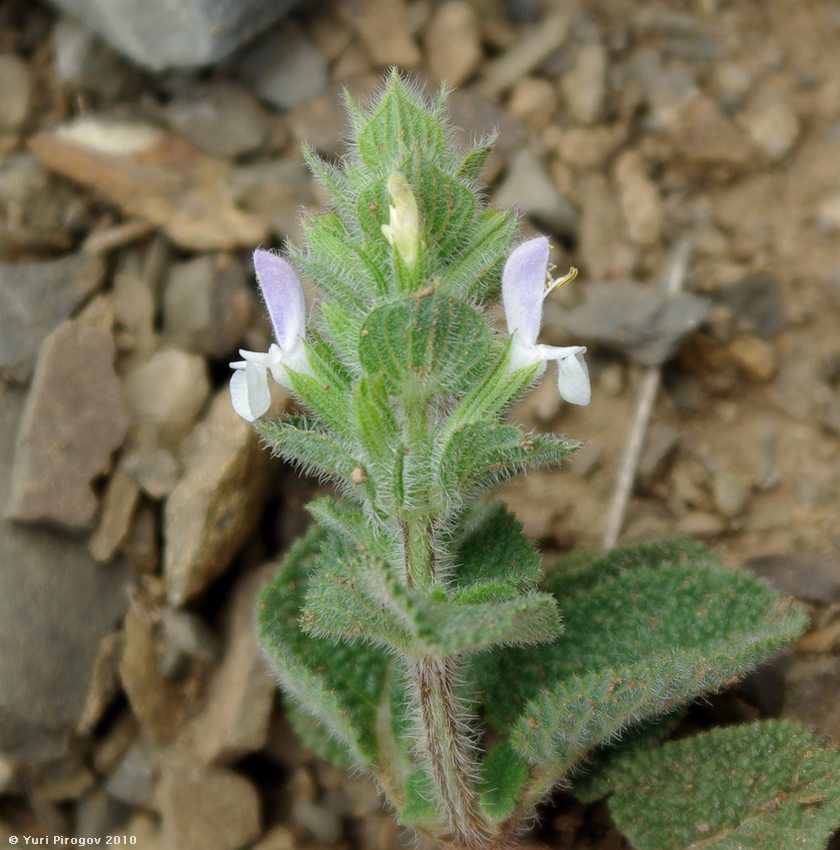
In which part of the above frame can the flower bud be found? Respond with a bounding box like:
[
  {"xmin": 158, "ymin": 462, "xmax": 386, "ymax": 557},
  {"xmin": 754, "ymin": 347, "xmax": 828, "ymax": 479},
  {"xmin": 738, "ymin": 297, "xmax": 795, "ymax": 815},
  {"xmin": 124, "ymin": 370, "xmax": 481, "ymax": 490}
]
[{"xmin": 381, "ymin": 172, "xmax": 420, "ymax": 270}]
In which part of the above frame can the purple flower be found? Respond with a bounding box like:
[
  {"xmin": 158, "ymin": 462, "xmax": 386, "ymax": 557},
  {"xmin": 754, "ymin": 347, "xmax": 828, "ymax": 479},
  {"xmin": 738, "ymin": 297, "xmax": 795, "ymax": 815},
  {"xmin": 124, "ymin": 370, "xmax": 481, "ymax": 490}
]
[
  {"xmin": 229, "ymin": 250, "xmax": 310, "ymax": 421},
  {"xmin": 502, "ymin": 236, "xmax": 591, "ymax": 406}
]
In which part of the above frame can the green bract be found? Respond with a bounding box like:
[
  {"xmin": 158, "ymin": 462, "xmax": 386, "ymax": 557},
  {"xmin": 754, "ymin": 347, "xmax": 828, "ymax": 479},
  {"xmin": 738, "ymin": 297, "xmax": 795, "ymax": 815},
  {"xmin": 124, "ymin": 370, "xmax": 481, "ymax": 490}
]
[{"xmin": 253, "ymin": 74, "xmax": 840, "ymax": 850}]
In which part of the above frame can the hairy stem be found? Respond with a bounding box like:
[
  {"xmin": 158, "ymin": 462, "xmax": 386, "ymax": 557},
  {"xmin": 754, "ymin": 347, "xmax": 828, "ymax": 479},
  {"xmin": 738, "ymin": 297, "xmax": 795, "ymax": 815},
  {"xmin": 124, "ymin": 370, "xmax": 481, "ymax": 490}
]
[{"xmin": 410, "ymin": 655, "xmax": 491, "ymax": 847}]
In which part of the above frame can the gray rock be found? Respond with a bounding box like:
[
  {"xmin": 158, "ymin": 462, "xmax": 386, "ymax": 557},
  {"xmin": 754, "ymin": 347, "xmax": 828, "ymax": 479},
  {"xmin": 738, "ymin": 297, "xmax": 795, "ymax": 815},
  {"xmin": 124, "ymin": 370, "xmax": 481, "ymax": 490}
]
[
  {"xmin": 478, "ymin": 12, "xmax": 569, "ymax": 97},
  {"xmin": 561, "ymin": 281, "xmax": 710, "ymax": 366},
  {"xmin": 0, "ymin": 253, "xmax": 104, "ymax": 383},
  {"xmin": 231, "ymin": 157, "xmax": 316, "ymax": 241},
  {"xmin": 638, "ymin": 424, "xmax": 682, "ymax": 491},
  {"xmin": 7, "ymin": 321, "xmax": 129, "ymax": 531},
  {"xmin": 746, "ymin": 554, "xmax": 840, "ymax": 605},
  {"xmin": 446, "ymin": 88, "xmax": 526, "ymax": 184},
  {"xmin": 123, "ymin": 448, "xmax": 181, "ymax": 499},
  {"xmin": 712, "ymin": 275, "xmax": 787, "ymax": 338},
  {"xmin": 239, "ymin": 24, "xmax": 328, "ymax": 111},
  {"xmin": 123, "ymin": 349, "xmax": 211, "ymax": 448},
  {"xmin": 0, "ymin": 386, "xmax": 129, "ymax": 764},
  {"xmin": 89, "ymin": 463, "xmax": 141, "ymax": 563},
  {"xmin": 425, "ymin": 1, "xmax": 482, "ymax": 86},
  {"xmin": 782, "ymin": 657, "xmax": 840, "ymax": 744},
  {"xmin": 493, "ymin": 148, "xmax": 578, "ymax": 238},
  {"xmin": 711, "ymin": 466, "xmax": 748, "ymax": 519},
  {"xmin": 0, "ymin": 54, "xmax": 32, "ymax": 131},
  {"xmin": 106, "ymin": 741, "xmax": 156, "ymax": 807},
  {"xmin": 52, "ymin": 16, "xmax": 139, "ymax": 99},
  {"xmin": 162, "ymin": 82, "xmax": 272, "ymax": 159},
  {"xmin": 45, "ymin": 0, "xmax": 303, "ymax": 70},
  {"xmin": 0, "ymin": 154, "xmax": 92, "ymax": 258},
  {"xmin": 160, "ymin": 607, "xmax": 219, "ymax": 676},
  {"xmin": 164, "ymin": 391, "xmax": 270, "ymax": 605},
  {"xmin": 562, "ymin": 43, "xmax": 607, "ymax": 125},
  {"xmin": 289, "ymin": 76, "xmax": 379, "ymax": 159},
  {"xmin": 190, "ymin": 566, "xmax": 276, "ymax": 763},
  {"xmin": 158, "ymin": 760, "xmax": 261, "ymax": 850},
  {"xmin": 577, "ymin": 173, "xmax": 636, "ymax": 280},
  {"xmin": 163, "ymin": 254, "xmax": 253, "ymax": 358}
]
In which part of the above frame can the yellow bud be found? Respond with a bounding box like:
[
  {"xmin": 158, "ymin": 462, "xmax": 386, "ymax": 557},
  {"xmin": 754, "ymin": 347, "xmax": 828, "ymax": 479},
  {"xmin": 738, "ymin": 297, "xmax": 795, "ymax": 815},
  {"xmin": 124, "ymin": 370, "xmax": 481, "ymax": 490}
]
[{"xmin": 381, "ymin": 172, "xmax": 420, "ymax": 270}]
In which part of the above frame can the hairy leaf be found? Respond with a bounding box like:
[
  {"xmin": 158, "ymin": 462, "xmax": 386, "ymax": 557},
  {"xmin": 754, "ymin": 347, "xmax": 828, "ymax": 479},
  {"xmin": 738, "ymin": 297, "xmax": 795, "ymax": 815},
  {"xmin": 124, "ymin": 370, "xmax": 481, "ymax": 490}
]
[
  {"xmin": 301, "ymin": 211, "xmax": 388, "ymax": 301},
  {"xmin": 302, "ymin": 531, "xmax": 561, "ymax": 658},
  {"xmin": 450, "ymin": 502, "xmax": 542, "ymax": 594},
  {"xmin": 478, "ymin": 740, "xmax": 530, "ymax": 822},
  {"xmin": 357, "ymin": 71, "xmax": 446, "ymax": 173},
  {"xmin": 455, "ymin": 132, "xmax": 498, "ymax": 183},
  {"xmin": 359, "ymin": 291, "xmax": 491, "ymax": 394},
  {"xmin": 257, "ymin": 529, "xmax": 389, "ymax": 766},
  {"xmin": 471, "ymin": 544, "xmax": 806, "ymax": 779},
  {"xmin": 406, "ymin": 152, "xmax": 475, "ymax": 259},
  {"xmin": 609, "ymin": 721, "xmax": 840, "ymax": 850},
  {"xmin": 439, "ymin": 421, "xmax": 578, "ymax": 501},
  {"xmin": 441, "ymin": 209, "xmax": 517, "ymax": 302},
  {"xmin": 258, "ymin": 417, "xmax": 361, "ymax": 487},
  {"xmin": 572, "ymin": 713, "xmax": 683, "ymax": 803}
]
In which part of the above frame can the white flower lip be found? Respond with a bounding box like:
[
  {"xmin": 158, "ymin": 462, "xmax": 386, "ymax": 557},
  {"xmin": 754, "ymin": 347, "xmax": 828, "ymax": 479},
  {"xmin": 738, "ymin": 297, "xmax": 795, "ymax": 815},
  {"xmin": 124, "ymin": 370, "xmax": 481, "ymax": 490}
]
[
  {"xmin": 502, "ymin": 236, "xmax": 591, "ymax": 406},
  {"xmin": 229, "ymin": 251, "xmax": 310, "ymax": 422}
]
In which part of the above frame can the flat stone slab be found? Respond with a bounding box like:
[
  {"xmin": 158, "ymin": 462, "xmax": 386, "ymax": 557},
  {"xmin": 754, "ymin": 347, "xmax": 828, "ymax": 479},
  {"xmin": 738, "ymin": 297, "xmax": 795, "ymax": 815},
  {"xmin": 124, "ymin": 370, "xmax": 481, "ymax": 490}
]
[
  {"xmin": 7, "ymin": 320, "xmax": 129, "ymax": 530},
  {"xmin": 0, "ymin": 386, "xmax": 129, "ymax": 764},
  {"xmin": 46, "ymin": 0, "xmax": 301, "ymax": 70},
  {"xmin": 0, "ymin": 253, "xmax": 103, "ymax": 383},
  {"xmin": 29, "ymin": 117, "xmax": 268, "ymax": 251}
]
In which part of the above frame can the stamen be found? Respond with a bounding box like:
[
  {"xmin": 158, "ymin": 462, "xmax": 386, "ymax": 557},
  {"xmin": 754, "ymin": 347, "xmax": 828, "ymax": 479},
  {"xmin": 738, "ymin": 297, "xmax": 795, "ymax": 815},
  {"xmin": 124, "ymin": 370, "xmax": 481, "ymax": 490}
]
[{"xmin": 544, "ymin": 266, "xmax": 579, "ymax": 299}]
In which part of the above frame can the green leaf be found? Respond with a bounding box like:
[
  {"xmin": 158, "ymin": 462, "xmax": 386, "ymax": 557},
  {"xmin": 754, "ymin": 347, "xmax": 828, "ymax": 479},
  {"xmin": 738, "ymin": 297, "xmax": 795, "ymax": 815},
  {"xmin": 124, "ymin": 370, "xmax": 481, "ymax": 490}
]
[
  {"xmin": 450, "ymin": 502, "xmax": 542, "ymax": 594},
  {"xmin": 288, "ymin": 365, "xmax": 353, "ymax": 441},
  {"xmin": 455, "ymin": 132, "xmax": 497, "ymax": 183},
  {"xmin": 441, "ymin": 209, "xmax": 516, "ymax": 302},
  {"xmin": 306, "ymin": 496, "xmax": 389, "ymax": 556},
  {"xmin": 302, "ymin": 533, "xmax": 416, "ymax": 652},
  {"xmin": 302, "ymin": 531, "xmax": 561, "ymax": 658},
  {"xmin": 359, "ymin": 291, "xmax": 491, "ymax": 394},
  {"xmin": 302, "ymin": 211, "xmax": 388, "ymax": 301},
  {"xmin": 302, "ymin": 143, "xmax": 356, "ymax": 222},
  {"xmin": 478, "ymin": 740, "xmax": 530, "ymax": 823},
  {"xmin": 439, "ymin": 421, "xmax": 578, "ymax": 502},
  {"xmin": 609, "ymin": 721, "xmax": 840, "ymax": 850},
  {"xmin": 572, "ymin": 713, "xmax": 683, "ymax": 803},
  {"xmin": 353, "ymin": 375, "xmax": 401, "ymax": 493},
  {"xmin": 400, "ymin": 767, "xmax": 445, "ymax": 829},
  {"xmin": 544, "ymin": 537, "xmax": 714, "ymax": 598},
  {"xmin": 257, "ymin": 529, "xmax": 390, "ymax": 766},
  {"xmin": 257, "ymin": 417, "xmax": 362, "ymax": 487},
  {"xmin": 417, "ymin": 591, "xmax": 561, "ymax": 656},
  {"xmin": 319, "ymin": 299, "xmax": 365, "ymax": 365},
  {"xmin": 470, "ymin": 553, "xmax": 805, "ymax": 785},
  {"xmin": 284, "ymin": 701, "xmax": 356, "ymax": 770},
  {"xmin": 406, "ymin": 152, "xmax": 475, "ymax": 259},
  {"xmin": 357, "ymin": 72, "xmax": 446, "ymax": 173},
  {"xmin": 444, "ymin": 344, "xmax": 538, "ymax": 430}
]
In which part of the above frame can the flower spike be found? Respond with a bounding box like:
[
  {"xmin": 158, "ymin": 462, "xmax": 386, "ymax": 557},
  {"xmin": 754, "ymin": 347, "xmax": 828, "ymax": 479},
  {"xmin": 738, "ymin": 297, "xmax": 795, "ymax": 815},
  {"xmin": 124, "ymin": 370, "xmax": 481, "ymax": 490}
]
[
  {"xmin": 229, "ymin": 250, "xmax": 310, "ymax": 422},
  {"xmin": 502, "ymin": 236, "xmax": 591, "ymax": 406}
]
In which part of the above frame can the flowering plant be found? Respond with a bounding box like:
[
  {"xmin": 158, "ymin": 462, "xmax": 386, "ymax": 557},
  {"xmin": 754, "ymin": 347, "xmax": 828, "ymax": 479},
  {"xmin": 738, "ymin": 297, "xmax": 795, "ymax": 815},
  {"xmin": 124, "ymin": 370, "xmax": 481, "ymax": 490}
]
[{"xmin": 239, "ymin": 75, "xmax": 840, "ymax": 850}]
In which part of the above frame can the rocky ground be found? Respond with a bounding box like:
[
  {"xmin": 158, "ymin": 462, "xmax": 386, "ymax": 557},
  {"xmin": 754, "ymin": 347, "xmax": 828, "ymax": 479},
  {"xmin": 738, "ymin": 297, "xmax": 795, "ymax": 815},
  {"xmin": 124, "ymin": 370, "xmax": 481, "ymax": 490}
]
[{"xmin": 1, "ymin": 0, "xmax": 839, "ymax": 847}]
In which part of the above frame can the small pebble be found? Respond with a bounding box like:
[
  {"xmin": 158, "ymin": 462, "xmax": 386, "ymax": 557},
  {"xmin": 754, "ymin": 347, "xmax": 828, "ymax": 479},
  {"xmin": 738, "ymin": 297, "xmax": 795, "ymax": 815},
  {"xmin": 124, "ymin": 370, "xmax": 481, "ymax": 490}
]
[
  {"xmin": 0, "ymin": 54, "xmax": 31, "ymax": 130},
  {"xmin": 425, "ymin": 1, "xmax": 482, "ymax": 86},
  {"xmin": 562, "ymin": 43, "xmax": 607, "ymax": 124}
]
